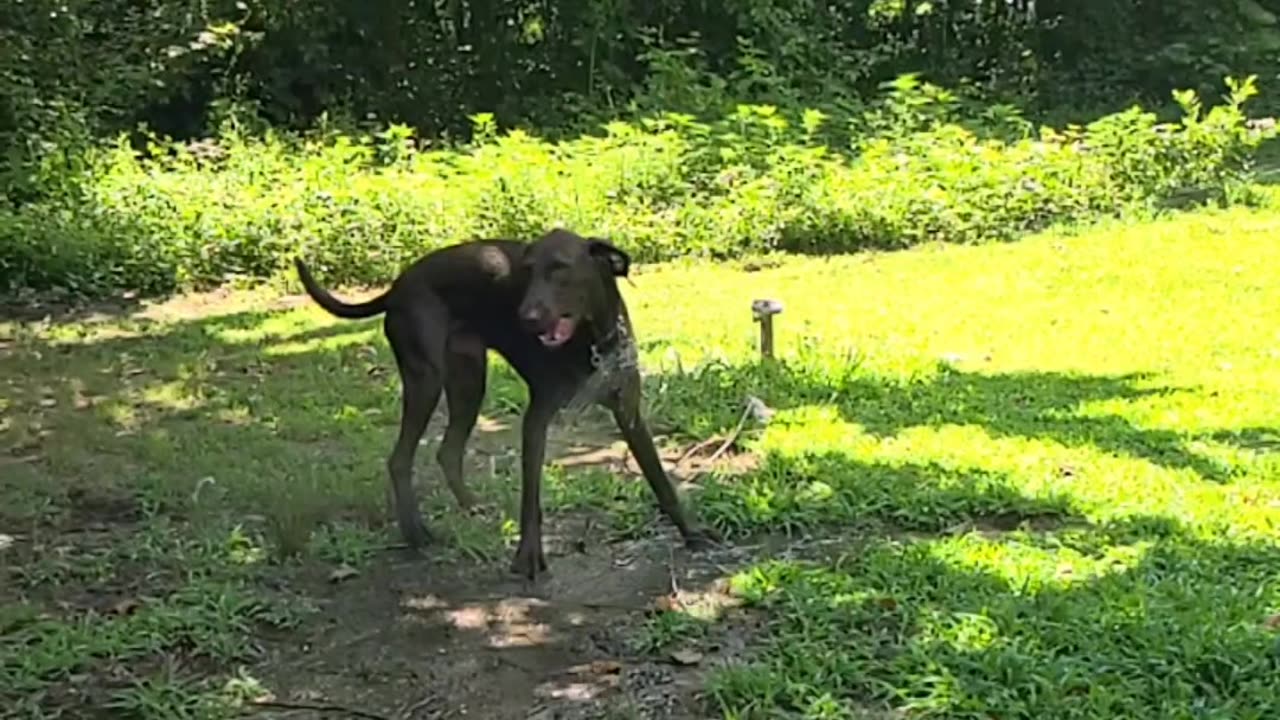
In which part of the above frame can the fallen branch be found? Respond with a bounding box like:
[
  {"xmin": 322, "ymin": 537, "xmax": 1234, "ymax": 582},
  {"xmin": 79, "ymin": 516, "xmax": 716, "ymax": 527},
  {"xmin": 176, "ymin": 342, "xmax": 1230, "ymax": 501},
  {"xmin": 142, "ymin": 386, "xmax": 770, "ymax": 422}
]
[
  {"xmin": 673, "ymin": 435, "xmax": 725, "ymax": 468},
  {"xmin": 703, "ymin": 402, "xmax": 753, "ymax": 467},
  {"xmin": 399, "ymin": 693, "xmax": 442, "ymax": 719},
  {"xmin": 246, "ymin": 698, "xmax": 393, "ymax": 720}
]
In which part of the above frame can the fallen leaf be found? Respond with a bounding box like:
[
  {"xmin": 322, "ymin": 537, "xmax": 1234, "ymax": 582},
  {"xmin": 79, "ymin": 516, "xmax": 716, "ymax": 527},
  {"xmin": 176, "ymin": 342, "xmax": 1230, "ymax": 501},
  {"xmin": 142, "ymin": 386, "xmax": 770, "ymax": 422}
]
[
  {"xmin": 591, "ymin": 659, "xmax": 623, "ymax": 674},
  {"xmin": 653, "ymin": 594, "xmax": 681, "ymax": 612},
  {"xmin": 328, "ymin": 564, "xmax": 360, "ymax": 583},
  {"xmin": 110, "ymin": 597, "xmax": 143, "ymax": 616},
  {"xmin": 568, "ymin": 659, "xmax": 623, "ymax": 676},
  {"xmin": 669, "ymin": 649, "xmax": 703, "ymax": 666}
]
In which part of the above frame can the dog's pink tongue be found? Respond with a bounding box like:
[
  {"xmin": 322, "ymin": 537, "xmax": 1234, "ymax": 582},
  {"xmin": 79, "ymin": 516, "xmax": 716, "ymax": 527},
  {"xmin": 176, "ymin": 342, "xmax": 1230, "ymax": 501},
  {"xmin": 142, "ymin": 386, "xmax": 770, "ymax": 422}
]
[
  {"xmin": 541, "ymin": 317, "xmax": 574, "ymax": 346},
  {"xmin": 554, "ymin": 317, "xmax": 575, "ymax": 341}
]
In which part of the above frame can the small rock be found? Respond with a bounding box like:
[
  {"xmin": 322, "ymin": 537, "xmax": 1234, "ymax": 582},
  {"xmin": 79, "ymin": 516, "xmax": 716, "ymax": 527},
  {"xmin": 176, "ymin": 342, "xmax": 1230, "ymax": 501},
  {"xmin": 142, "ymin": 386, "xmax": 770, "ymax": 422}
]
[
  {"xmin": 328, "ymin": 564, "xmax": 360, "ymax": 583},
  {"xmin": 110, "ymin": 597, "xmax": 143, "ymax": 616},
  {"xmin": 668, "ymin": 649, "xmax": 703, "ymax": 666}
]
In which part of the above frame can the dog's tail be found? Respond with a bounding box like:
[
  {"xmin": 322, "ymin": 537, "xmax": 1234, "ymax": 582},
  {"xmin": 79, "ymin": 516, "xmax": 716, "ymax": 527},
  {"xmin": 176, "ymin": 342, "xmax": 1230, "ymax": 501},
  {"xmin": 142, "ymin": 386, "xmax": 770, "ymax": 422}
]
[{"xmin": 293, "ymin": 259, "xmax": 389, "ymax": 319}]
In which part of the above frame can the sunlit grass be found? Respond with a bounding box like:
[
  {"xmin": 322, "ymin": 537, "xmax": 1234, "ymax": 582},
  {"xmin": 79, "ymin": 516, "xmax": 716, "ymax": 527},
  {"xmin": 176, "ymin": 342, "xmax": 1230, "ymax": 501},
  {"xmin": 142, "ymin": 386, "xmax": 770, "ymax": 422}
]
[{"xmin": 3, "ymin": 206, "xmax": 1280, "ymax": 717}]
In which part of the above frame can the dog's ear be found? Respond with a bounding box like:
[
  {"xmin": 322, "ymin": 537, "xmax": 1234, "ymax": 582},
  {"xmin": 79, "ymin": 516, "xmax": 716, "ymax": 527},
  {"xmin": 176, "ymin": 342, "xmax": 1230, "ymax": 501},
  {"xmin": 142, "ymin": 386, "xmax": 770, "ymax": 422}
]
[{"xmin": 587, "ymin": 238, "xmax": 630, "ymax": 277}]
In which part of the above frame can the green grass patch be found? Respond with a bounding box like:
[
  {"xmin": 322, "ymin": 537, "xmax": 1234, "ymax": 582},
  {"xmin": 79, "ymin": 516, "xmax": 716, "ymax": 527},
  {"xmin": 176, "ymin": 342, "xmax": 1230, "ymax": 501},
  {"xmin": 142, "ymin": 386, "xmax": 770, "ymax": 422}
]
[
  {"xmin": 3, "ymin": 206, "xmax": 1280, "ymax": 717},
  {"xmin": 0, "ymin": 517, "xmax": 306, "ymax": 717}
]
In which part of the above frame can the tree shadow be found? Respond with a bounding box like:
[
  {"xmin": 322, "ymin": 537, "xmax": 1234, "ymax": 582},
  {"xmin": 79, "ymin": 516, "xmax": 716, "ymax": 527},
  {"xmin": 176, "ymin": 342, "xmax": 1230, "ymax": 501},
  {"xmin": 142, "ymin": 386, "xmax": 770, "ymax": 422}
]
[
  {"xmin": 695, "ymin": 451, "xmax": 1084, "ymax": 540},
  {"xmin": 0, "ymin": 303, "xmax": 579, "ymax": 539},
  {"xmin": 707, "ymin": 512, "xmax": 1280, "ymax": 717},
  {"xmin": 5, "ymin": 304, "xmax": 1278, "ymax": 718},
  {"xmin": 1205, "ymin": 426, "xmax": 1280, "ymax": 452},
  {"xmin": 0, "ymin": 295, "xmax": 145, "ymax": 325},
  {"xmin": 650, "ymin": 359, "xmax": 1239, "ymax": 483},
  {"xmin": 1, "ymin": 304, "xmax": 1256, "ymax": 546}
]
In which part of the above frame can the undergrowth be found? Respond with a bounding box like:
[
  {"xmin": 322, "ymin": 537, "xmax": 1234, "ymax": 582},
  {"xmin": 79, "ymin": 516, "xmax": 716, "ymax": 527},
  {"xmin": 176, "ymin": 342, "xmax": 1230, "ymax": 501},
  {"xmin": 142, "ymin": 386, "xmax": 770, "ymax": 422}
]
[{"xmin": 1, "ymin": 75, "xmax": 1274, "ymax": 297}]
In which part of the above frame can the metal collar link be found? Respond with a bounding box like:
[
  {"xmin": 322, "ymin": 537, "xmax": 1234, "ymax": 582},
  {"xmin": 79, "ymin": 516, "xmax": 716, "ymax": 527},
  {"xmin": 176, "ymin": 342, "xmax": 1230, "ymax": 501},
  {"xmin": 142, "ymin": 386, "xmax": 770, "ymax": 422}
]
[{"xmin": 590, "ymin": 317, "xmax": 636, "ymax": 371}]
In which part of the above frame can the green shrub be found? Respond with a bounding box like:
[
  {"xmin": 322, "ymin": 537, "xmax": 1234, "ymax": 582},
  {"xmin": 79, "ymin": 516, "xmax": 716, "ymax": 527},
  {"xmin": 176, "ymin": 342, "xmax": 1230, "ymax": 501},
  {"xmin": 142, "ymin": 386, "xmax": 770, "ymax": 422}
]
[{"xmin": 1, "ymin": 76, "xmax": 1273, "ymax": 296}]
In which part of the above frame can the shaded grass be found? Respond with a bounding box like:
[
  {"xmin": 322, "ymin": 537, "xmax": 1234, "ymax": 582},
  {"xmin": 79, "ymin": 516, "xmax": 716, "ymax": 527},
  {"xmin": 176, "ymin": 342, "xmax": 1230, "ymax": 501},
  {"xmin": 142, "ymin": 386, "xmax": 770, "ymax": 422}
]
[
  {"xmin": 3, "ymin": 206, "xmax": 1280, "ymax": 717},
  {"xmin": 711, "ymin": 524, "xmax": 1280, "ymax": 719}
]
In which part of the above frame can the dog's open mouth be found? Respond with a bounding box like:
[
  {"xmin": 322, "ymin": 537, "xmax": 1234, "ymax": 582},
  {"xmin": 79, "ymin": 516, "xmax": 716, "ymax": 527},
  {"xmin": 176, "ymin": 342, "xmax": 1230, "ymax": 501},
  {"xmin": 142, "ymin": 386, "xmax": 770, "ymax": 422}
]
[{"xmin": 538, "ymin": 316, "xmax": 576, "ymax": 347}]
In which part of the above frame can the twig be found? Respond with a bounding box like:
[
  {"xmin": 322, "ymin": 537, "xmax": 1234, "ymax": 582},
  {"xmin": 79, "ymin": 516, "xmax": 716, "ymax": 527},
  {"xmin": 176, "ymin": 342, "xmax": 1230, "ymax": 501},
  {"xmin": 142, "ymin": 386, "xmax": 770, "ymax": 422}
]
[
  {"xmin": 577, "ymin": 600, "xmax": 649, "ymax": 612},
  {"xmin": 673, "ymin": 399, "xmax": 755, "ymax": 477},
  {"xmin": 667, "ymin": 544, "xmax": 680, "ymax": 597},
  {"xmin": 574, "ymin": 516, "xmax": 595, "ymax": 553},
  {"xmin": 399, "ymin": 693, "xmax": 442, "ymax": 719},
  {"xmin": 673, "ymin": 436, "xmax": 724, "ymax": 468},
  {"xmin": 704, "ymin": 402, "xmax": 753, "ymax": 467},
  {"xmin": 246, "ymin": 699, "xmax": 393, "ymax": 720}
]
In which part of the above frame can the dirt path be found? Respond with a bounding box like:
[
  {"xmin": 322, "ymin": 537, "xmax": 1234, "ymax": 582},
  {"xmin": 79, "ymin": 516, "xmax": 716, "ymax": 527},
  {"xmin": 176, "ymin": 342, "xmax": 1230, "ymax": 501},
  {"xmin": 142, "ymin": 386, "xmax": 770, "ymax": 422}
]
[
  {"xmin": 256, "ymin": 534, "xmax": 744, "ymax": 719},
  {"xmin": 249, "ymin": 415, "xmax": 760, "ymax": 720}
]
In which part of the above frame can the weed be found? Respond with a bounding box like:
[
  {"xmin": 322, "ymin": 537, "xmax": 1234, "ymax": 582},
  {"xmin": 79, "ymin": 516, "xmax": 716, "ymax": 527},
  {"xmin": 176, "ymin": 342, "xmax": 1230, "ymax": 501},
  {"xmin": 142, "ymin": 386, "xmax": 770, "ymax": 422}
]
[
  {"xmin": 1, "ymin": 78, "xmax": 1273, "ymax": 296},
  {"xmin": 630, "ymin": 610, "xmax": 712, "ymax": 655}
]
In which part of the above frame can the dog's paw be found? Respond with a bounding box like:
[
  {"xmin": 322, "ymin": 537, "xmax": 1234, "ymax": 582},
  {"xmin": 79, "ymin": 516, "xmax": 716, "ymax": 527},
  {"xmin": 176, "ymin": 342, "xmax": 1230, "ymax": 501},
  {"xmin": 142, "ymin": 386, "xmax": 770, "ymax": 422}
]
[
  {"xmin": 683, "ymin": 527, "xmax": 722, "ymax": 552},
  {"xmin": 464, "ymin": 501, "xmax": 501, "ymax": 519},
  {"xmin": 453, "ymin": 488, "xmax": 483, "ymax": 512},
  {"xmin": 509, "ymin": 540, "xmax": 549, "ymax": 580},
  {"xmin": 398, "ymin": 515, "xmax": 433, "ymax": 549}
]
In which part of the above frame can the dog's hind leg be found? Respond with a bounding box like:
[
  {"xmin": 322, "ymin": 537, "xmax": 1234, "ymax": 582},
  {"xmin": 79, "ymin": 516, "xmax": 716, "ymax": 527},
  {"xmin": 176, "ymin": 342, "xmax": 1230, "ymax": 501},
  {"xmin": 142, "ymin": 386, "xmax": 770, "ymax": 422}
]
[
  {"xmin": 384, "ymin": 304, "xmax": 447, "ymax": 549},
  {"xmin": 437, "ymin": 333, "xmax": 488, "ymax": 510}
]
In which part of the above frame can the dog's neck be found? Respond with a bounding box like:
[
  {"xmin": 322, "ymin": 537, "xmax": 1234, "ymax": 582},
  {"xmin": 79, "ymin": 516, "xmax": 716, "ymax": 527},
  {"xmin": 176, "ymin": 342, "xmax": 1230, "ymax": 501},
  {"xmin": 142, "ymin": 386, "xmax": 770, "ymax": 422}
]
[
  {"xmin": 592, "ymin": 314, "xmax": 626, "ymax": 350},
  {"xmin": 589, "ymin": 314, "xmax": 638, "ymax": 372},
  {"xmin": 586, "ymin": 272, "xmax": 634, "ymax": 366}
]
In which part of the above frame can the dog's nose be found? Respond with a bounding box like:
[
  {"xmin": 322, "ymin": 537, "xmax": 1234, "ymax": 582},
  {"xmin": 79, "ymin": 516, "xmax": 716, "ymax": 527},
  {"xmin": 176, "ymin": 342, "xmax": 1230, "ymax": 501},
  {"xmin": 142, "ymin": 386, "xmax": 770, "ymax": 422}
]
[{"xmin": 520, "ymin": 305, "xmax": 546, "ymax": 326}]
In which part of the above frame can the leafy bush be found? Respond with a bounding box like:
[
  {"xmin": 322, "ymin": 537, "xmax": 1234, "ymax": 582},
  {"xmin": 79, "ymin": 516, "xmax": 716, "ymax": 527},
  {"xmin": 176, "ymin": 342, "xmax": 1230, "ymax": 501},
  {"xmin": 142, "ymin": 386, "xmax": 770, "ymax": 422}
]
[{"xmin": 1, "ymin": 76, "xmax": 1273, "ymax": 297}]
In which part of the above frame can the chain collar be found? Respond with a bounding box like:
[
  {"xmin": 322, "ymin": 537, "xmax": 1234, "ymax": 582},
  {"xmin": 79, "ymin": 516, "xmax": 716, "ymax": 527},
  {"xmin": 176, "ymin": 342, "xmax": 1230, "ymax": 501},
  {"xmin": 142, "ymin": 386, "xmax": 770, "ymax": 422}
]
[
  {"xmin": 563, "ymin": 316, "xmax": 639, "ymax": 414},
  {"xmin": 590, "ymin": 316, "xmax": 638, "ymax": 371}
]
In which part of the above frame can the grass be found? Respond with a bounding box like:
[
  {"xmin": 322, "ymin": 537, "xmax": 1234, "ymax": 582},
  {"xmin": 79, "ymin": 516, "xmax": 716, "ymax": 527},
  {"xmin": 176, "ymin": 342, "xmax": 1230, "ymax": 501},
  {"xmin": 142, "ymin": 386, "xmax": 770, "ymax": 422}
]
[{"xmin": 3, "ymin": 205, "xmax": 1280, "ymax": 717}]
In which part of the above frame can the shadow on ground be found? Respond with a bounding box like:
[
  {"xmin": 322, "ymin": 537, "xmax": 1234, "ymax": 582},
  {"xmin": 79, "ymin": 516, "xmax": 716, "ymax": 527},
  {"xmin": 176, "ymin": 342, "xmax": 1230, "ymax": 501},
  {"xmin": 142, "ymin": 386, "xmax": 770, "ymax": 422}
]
[
  {"xmin": 2, "ymin": 300, "xmax": 1277, "ymax": 718},
  {"xmin": 704, "ymin": 512, "xmax": 1280, "ymax": 717},
  {"xmin": 651, "ymin": 356, "xmax": 1248, "ymax": 483}
]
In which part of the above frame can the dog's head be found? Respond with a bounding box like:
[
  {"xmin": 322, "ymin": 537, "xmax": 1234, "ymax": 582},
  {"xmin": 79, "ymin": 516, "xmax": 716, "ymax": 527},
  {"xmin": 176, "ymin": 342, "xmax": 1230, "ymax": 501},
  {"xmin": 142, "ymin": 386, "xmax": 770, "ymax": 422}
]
[{"xmin": 517, "ymin": 229, "xmax": 630, "ymax": 348}]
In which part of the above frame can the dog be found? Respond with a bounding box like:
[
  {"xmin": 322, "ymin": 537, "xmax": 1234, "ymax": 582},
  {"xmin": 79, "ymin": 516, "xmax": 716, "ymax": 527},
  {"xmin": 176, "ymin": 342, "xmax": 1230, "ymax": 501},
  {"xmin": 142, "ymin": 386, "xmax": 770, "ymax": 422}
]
[{"xmin": 294, "ymin": 229, "xmax": 718, "ymax": 579}]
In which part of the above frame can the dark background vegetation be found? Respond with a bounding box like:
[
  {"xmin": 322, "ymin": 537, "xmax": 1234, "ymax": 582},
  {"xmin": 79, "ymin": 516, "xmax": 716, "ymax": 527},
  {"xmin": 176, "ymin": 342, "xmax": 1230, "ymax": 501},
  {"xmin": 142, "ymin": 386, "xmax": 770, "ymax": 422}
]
[
  {"xmin": 3, "ymin": 0, "xmax": 1279, "ymax": 297},
  {"xmin": 7, "ymin": 0, "xmax": 1280, "ymax": 191}
]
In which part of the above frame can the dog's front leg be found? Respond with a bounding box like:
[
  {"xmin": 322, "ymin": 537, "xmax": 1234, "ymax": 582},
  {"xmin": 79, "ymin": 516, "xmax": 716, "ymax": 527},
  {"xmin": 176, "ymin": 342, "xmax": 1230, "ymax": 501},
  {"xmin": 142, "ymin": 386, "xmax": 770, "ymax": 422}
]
[
  {"xmin": 608, "ymin": 376, "xmax": 720, "ymax": 550},
  {"xmin": 511, "ymin": 396, "xmax": 556, "ymax": 580}
]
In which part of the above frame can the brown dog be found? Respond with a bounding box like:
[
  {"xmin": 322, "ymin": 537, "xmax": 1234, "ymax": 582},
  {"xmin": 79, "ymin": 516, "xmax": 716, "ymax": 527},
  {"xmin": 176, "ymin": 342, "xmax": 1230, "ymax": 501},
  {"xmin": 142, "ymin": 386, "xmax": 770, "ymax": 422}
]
[{"xmin": 294, "ymin": 229, "xmax": 717, "ymax": 579}]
